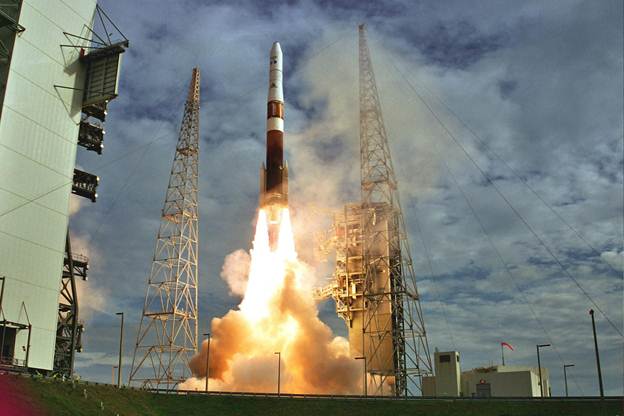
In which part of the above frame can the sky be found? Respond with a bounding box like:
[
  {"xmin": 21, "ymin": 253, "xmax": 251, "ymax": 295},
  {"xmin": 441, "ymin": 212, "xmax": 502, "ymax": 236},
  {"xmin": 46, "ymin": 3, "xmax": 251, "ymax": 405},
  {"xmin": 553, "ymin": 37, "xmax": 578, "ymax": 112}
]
[{"xmin": 69, "ymin": 0, "xmax": 623, "ymax": 396}]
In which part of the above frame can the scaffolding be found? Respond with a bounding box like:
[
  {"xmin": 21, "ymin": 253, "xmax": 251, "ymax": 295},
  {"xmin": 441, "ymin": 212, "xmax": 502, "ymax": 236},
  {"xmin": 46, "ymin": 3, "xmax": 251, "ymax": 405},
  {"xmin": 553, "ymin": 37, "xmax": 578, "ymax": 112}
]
[
  {"xmin": 53, "ymin": 233, "xmax": 86, "ymax": 377},
  {"xmin": 317, "ymin": 25, "xmax": 432, "ymax": 396},
  {"xmin": 51, "ymin": 5, "xmax": 127, "ymax": 377},
  {"xmin": 357, "ymin": 23, "xmax": 432, "ymax": 396},
  {"xmin": 0, "ymin": 276, "xmax": 31, "ymax": 371}
]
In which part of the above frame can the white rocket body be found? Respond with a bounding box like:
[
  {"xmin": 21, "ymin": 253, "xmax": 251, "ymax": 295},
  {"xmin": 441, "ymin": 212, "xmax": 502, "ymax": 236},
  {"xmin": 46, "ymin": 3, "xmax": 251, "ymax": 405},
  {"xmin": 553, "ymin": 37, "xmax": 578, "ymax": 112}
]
[{"xmin": 260, "ymin": 42, "xmax": 288, "ymax": 245}]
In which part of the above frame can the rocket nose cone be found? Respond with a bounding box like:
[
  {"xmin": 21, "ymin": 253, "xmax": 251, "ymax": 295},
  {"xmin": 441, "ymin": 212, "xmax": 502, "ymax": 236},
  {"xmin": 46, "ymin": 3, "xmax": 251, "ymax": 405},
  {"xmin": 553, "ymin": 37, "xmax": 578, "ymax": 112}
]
[{"xmin": 271, "ymin": 42, "xmax": 282, "ymax": 55}]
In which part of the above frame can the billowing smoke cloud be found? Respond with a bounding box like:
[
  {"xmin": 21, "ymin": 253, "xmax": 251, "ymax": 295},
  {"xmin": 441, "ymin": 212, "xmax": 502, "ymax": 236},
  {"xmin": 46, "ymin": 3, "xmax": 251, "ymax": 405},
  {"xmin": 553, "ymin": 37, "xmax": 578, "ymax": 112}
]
[
  {"xmin": 180, "ymin": 275, "xmax": 359, "ymax": 394},
  {"xmin": 284, "ymin": 27, "xmax": 450, "ymax": 269},
  {"xmin": 68, "ymin": 194, "xmax": 109, "ymax": 322},
  {"xmin": 220, "ymin": 249, "xmax": 251, "ymax": 297},
  {"xmin": 180, "ymin": 210, "xmax": 360, "ymax": 394}
]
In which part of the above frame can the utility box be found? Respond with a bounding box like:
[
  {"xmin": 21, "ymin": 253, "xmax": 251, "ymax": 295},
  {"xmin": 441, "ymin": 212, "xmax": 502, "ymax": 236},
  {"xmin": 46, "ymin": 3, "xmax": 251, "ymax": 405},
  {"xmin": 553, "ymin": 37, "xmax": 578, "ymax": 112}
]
[{"xmin": 434, "ymin": 351, "xmax": 461, "ymax": 397}]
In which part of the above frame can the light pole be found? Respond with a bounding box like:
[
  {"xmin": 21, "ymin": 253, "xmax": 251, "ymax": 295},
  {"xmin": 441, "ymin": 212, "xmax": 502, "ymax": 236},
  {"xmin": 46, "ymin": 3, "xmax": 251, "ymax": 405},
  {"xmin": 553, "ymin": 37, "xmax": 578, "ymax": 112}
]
[
  {"xmin": 563, "ymin": 364, "xmax": 575, "ymax": 397},
  {"xmin": 0, "ymin": 276, "xmax": 5, "ymax": 363},
  {"xmin": 354, "ymin": 356, "xmax": 367, "ymax": 396},
  {"xmin": 116, "ymin": 312, "xmax": 124, "ymax": 388},
  {"xmin": 112, "ymin": 366, "xmax": 118, "ymax": 385},
  {"xmin": 536, "ymin": 343, "xmax": 550, "ymax": 397},
  {"xmin": 274, "ymin": 352, "xmax": 281, "ymax": 396},
  {"xmin": 203, "ymin": 333, "xmax": 211, "ymax": 393},
  {"xmin": 589, "ymin": 309, "xmax": 604, "ymax": 397}
]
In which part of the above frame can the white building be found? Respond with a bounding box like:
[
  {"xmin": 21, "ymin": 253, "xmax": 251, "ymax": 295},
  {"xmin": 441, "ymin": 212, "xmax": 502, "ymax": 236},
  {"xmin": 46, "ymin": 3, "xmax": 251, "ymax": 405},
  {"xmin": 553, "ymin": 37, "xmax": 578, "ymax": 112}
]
[
  {"xmin": 422, "ymin": 351, "xmax": 550, "ymax": 398},
  {"xmin": 0, "ymin": 0, "xmax": 125, "ymax": 374},
  {"xmin": 461, "ymin": 365, "xmax": 550, "ymax": 398}
]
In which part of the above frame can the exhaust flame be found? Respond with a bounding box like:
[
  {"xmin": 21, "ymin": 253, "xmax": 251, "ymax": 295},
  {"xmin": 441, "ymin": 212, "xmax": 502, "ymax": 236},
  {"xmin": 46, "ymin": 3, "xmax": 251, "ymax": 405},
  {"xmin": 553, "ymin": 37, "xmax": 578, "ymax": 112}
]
[{"xmin": 180, "ymin": 208, "xmax": 360, "ymax": 394}]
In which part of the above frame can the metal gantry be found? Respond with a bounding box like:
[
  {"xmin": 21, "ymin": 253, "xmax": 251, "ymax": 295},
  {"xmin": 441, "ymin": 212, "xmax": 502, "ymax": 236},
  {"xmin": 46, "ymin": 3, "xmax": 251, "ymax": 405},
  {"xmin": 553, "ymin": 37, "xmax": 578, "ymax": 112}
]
[
  {"xmin": 129, "ymin": 68, "xmax": 200, "ymax": 390},
  {"xmin": 52, "ymin": 8, "xmax": 128, "ymax": 376},
  {"xmin": 358, "ymin": 24, "xmax": 432, "ymax": 396},
  {"xmin": 53, "ymin": 232, "xmax": 87, "ymax": 377}
]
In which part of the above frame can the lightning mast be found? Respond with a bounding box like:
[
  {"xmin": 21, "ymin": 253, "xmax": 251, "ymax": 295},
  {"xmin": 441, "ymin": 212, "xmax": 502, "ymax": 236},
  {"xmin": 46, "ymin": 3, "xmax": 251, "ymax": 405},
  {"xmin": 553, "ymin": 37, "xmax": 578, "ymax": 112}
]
[
  {"xmin": 358, "ymin": 24, "xmax": 432, "ymax": 396},
  {"xmin": 129, "ymin": 68, "xmax": 200, "ymax": 390}
]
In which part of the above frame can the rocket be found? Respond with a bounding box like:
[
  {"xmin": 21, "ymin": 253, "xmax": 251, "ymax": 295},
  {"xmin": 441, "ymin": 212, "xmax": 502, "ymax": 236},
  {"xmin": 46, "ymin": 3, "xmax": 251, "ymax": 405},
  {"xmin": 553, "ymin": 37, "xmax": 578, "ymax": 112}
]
[{"xmin": 260, "ymin": 42, "xmax": 288, "ymax": 246}]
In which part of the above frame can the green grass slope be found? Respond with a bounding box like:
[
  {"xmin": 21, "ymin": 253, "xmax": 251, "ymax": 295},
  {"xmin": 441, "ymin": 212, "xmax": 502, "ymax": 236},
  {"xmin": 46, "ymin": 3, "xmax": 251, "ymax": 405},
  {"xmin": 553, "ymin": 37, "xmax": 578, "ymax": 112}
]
[{"xmin": 1, "ymin": 375, "xmax": 621, "ymax": 416}]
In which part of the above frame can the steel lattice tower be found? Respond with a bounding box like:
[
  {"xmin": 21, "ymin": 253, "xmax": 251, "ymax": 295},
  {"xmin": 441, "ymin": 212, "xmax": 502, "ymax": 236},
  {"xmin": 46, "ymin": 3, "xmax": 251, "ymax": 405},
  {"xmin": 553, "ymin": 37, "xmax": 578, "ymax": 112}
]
[
  {"xmin": 358, "ymin": 24, "xmax": 432, "ymax": 396},
  {"xmin": 129, "ymin": 68, "xmax": 200, "ymax": 390}
]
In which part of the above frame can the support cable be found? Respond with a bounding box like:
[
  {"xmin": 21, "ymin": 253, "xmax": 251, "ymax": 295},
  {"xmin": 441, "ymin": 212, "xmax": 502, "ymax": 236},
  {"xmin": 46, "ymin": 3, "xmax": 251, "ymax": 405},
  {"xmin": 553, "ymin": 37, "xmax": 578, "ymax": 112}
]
[
  {"xmin": 405, "ymin": 78, "xmax": 623, "ymax": 277},
  {"xmin": 69, "ymin": 34, "xmax": 354, "ymax": 249},
  {"xmin": 408, "ymin": 199, "xmax": 458, "ymax": 352},
  {"xmin": 83, "ymin": 140, "xmax": 156, "ymax": 247},
  {"xmin": 0, "ymin": 65, "xmax": 189, "ymax": 221},
  {"xmin": 430, "ymin": 137, "xmax": 586, "ymax": 395},
  {"xmin": 377, "ymin": 39, "xmax": 586, "ymax": 390},
  {"xmin": 0, "ymin": 128, "xmax": 175, "ymax": 222},
  {"xmin": 0, "ymin": 33, "xmax": 349, "ymax": 221},
  {"xmin": 386, "ymin": 56, "xmax": 623, "ymax": 339}
]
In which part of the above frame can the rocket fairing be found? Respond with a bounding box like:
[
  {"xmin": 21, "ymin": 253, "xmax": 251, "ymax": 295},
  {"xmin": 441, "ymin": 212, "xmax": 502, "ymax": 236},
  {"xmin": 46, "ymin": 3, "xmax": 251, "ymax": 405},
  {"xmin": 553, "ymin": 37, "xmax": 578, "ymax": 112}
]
[{"xmin": 260, "ymin": 42, "xmax": 288, "ymax": 238}]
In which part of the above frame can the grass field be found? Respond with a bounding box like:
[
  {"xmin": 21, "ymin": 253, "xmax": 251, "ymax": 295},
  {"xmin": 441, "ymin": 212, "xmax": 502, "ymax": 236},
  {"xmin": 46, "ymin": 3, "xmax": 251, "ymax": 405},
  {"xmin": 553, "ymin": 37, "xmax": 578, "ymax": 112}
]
[{"xmin": 1, "ymin": 374, "xmax": 621, "ymax": 416}]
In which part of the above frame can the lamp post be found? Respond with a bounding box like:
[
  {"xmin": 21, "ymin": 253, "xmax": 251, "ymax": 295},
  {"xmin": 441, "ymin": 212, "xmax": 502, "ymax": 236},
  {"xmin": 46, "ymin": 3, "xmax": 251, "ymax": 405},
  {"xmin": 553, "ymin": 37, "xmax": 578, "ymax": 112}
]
[
  {"xmin": 274, "ymin": 352, "xmax": 281, "ymax": 396},
  {"xmin": 589, "ymin": 309, "xmax": 604, "ymax": 397},
  {"xmin": 536, "ymin": 343, "xmax": 550, "ymax": 397},
  {"xmin": 116, "ymin": 312, "xmax": 124, "ymax": 388},
  {"xmin": 203, "ymin": 333, "xmax": 211, "ymax": 393},
  {"xmin": 563, "ymin": 364, "xmax": 574, "ymax": 397},
  {"xmin": 0, "ymin": 276, "xmax": 5, "ymax": 363},
  {"xmin": 354, "ymin": 356, "xmax": 367, "ymax": 396}
]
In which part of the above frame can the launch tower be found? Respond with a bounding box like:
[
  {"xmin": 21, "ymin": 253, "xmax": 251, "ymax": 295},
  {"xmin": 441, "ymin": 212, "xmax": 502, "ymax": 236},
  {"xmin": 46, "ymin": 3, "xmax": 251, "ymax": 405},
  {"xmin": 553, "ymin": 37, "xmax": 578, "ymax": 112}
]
[
  {"xmin": 318, "ymin": 25, "xmax": 432, "ymax": 397},
  {"xmin": 358, "ymin": 23, "xmax": 432, "ymax": 396},
  {"xmin": 128, "ymin": 68, "xmax": 200, "ymax": 390}
]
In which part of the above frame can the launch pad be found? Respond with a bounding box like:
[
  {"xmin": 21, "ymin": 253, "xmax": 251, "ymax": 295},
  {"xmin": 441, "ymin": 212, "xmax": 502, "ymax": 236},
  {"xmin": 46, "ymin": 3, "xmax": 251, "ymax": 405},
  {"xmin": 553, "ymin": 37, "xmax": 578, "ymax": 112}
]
[
  {"xmin": 125, "ymin": 26, "xmax": 432, "ymax": 396},
  {"xmin": 314, "ymin": 25, "xmax": 432, "ymax": 397}
]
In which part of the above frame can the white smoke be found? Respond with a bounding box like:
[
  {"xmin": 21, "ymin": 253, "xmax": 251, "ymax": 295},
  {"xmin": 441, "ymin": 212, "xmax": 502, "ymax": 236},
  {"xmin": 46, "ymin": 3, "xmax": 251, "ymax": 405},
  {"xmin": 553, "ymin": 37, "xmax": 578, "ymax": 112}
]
[{"xmin": 220, "ymin": 249, "xmax": 251, "ymax": 297}]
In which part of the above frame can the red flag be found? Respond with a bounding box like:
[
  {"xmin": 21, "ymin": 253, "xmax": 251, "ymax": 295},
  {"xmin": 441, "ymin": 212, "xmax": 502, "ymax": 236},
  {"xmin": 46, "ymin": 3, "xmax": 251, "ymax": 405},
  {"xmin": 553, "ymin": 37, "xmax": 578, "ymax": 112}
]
[{"xmin": 501, "ymin": 342, "xmax": 514, "ymax": 351}]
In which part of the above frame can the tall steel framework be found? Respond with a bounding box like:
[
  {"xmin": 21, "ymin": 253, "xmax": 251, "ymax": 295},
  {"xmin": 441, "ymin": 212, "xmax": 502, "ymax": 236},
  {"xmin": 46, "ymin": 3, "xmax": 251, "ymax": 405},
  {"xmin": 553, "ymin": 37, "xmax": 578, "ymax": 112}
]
[
  {"xmin": 358, "ymin": 24, "xmax": 432, "ymax": 396},
  {"xmin": 129, "ymin": 68, "xmax": 200, "ymax": 390},
  {"xmin": 53, "ymin": 232, "xmax": 87, "ymax": 377}
]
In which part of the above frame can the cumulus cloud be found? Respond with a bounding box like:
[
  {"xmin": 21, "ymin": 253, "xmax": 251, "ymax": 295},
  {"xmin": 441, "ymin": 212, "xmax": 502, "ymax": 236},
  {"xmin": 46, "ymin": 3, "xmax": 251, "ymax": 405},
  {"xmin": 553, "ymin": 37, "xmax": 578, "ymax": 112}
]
[
  {"xmin": 67, "ymin": 232, "xmax": 109, "ymax": 321},
  {"xmin": 601, "ymin": 251, "xmax": 624, "ymax": 272},
  {"xmin": 68, "ymin": 194, "xmax": 85, "ymax": 216}
]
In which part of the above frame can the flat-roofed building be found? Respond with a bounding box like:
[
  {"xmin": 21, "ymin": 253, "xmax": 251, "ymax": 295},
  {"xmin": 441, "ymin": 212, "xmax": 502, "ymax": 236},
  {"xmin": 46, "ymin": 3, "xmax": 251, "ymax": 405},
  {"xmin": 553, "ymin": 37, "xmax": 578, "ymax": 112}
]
[
  {"xmin": 422, "ymin": 350, "xmax": 550, "ymax": 398},
  {"xmin": 461, "ymin": 365, "xmax": 550, "ymax": 398}
]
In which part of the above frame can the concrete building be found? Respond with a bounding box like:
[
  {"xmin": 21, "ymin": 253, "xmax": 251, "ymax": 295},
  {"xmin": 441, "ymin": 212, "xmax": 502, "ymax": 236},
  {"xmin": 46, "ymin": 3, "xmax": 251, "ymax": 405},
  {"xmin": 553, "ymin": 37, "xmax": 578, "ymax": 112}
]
[
  {"xmin": 434, "ymin": 350, "xmax": 461, "ymax": 396},
  {"xmin": 0, "ymin": 0, "xmax": 125, "ymax": 375},
  {"xmin": 422, "ymin": 351, "xmax": 550, "ymax": 398},
  {"xmin": 461, "ymin": 365, "xmax": 550, "ymax": 398}
]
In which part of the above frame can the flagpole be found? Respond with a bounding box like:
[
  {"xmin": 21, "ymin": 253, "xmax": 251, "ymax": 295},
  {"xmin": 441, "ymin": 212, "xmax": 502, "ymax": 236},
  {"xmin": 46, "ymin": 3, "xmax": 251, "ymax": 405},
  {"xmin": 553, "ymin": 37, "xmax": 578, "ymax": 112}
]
[{"xmin": 501, "ymin": 343, "xmax": 505, "ymax": 366}]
